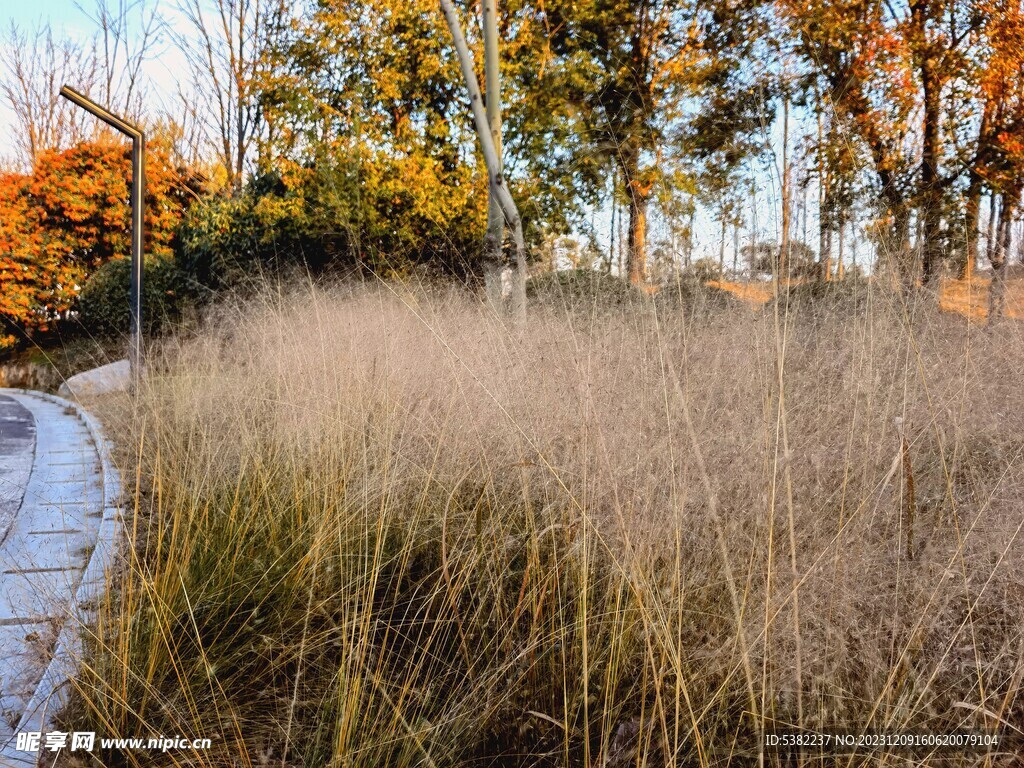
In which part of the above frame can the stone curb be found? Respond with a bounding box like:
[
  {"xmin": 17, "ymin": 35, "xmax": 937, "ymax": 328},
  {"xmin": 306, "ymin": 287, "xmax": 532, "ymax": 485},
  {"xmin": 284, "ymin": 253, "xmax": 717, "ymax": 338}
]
[{"xmin": 0, "ymin": 390, "xmax": 123, "ymax": 766}]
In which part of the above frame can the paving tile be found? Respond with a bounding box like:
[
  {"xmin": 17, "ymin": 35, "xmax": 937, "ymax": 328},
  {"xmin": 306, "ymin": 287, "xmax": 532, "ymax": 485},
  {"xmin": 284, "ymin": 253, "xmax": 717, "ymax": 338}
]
[{"xmin": 0, "ymin": 391, "xmax": 108, "ymax": 739}]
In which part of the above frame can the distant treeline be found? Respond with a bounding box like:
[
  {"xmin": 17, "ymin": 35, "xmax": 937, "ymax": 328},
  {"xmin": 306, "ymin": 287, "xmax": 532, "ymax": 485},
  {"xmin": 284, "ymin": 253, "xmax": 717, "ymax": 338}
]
[{"xmin": 2, "ymin": 0, "xmax": 1023, "ymax": 345}]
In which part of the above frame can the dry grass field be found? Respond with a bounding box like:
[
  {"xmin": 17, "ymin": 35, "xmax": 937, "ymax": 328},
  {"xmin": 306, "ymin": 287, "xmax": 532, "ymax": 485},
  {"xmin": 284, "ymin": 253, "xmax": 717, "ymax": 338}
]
[{"xmin": 66, "ymin": 280, "xmax": 1024, "ymax": 767}]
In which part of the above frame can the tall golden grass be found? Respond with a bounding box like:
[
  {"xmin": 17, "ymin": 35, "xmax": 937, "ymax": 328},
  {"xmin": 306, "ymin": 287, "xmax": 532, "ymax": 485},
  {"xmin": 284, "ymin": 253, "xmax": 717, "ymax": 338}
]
[{"xmin": 70, "ymin": 280, "xmax": 1024, "ymax": 766}]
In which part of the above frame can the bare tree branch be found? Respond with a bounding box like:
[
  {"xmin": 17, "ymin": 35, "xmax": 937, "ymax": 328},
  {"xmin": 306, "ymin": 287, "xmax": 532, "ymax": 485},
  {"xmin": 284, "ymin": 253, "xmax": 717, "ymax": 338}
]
[{"xmin": 0, "ymin": 23, "xmax": 98, "ymax": 166}]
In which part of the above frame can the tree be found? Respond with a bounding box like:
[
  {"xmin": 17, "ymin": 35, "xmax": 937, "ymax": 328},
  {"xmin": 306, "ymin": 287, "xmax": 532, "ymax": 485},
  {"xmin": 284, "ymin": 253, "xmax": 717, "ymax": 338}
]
[
  {"xmin": 540, "ymin": 0, "xmax": 697, "ymax": 284},
  {"xmin": 0, "ymin": 171, "xmax": 54, "ymax": 349},
  {"xmin": 904, "ymin": 0, "xmax": 981, "ymax": 284},
  {"xmin": 781, "ymin": 0, "xmax": 991, "ymax": 287},
  {"xmin": 79, "ymin": 0, "xmax": 162, "ymax": 122},
  {"xmin": 539, "ymin": 0, "xmax": 772, "ymax": 284},
  {"xmin": 0, "ymin": 139, "xmax": 189, "ymax": 347},
  {"xmin": 797, "ymin": 96, "xmax": 861, "ymax": 281},
  {"xmin": 482, "ymin": 0, "xmax": 507, "ymax": 308},
  {"xmin": 440, "ymin": 0, "xmax": 527, "ymax": 318},
  {"xmin": 244, "ymin": 0, "xmax": 593, "ymax": 285},
  {"xmin": 1, "ymin": 3, "xmax": 161, "ymax": 169},
  {"xmin": 780, "ymin": 0, "xmax": 917, "ymax": 284},
  {"xmin": 176, "ymin": 0, "xmax": 291, "ymax": 193},
  {"xmin": 976, "ymin": 0, "xmax": 1024, "ymax": 319}
]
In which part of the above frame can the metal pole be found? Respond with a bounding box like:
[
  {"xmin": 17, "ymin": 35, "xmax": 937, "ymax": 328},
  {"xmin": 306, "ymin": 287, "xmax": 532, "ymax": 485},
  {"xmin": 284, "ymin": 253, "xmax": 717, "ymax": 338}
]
[
  {"xmin": 58, "ymin": 86, "xmax": 145, "ymax": 382},
  {"xmin": 130, "ymin": 134, "xmax": 144, "ymax": 379}
]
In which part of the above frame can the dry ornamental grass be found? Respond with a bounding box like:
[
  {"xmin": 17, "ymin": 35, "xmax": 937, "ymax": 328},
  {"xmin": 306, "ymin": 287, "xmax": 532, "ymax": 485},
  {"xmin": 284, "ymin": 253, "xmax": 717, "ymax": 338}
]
[{"xmin": 66, "ymin": 278, "xmax": 1024, "ymax": 767}]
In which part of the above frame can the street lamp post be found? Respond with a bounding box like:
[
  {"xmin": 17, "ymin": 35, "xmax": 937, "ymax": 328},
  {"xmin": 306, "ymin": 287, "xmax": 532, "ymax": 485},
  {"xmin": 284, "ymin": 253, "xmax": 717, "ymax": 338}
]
[{"xmin": 59, "ymin": 86, "xmax": 145, "ymax": 381}]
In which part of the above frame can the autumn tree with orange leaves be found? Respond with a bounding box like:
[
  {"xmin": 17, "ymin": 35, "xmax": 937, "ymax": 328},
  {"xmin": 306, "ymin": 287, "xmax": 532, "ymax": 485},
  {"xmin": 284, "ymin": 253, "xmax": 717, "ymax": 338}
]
[
  {"xmin": 971, "ymin": 0, "xmax": 1024, "ymax": 316},
  {"xmin": 777, "ymin": 0, "xmax": 1024, "ymax": 290},
  {"xmin": 0, "ymin": 139, "xmax": 189, "ymax": 349}
]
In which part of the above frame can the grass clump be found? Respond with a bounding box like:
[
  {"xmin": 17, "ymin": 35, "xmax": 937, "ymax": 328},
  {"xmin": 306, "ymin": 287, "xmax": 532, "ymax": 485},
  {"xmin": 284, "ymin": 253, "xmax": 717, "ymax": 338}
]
[{"xmin": 68, "ymin": 282, "xmax": 1024, "ymax": 766}]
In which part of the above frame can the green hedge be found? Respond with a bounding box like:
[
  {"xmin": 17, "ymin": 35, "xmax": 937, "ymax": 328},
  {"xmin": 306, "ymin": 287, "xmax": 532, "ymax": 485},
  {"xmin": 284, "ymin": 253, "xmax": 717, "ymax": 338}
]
[{"xmin": 77, "ymin": 256, "xmax": 190, "ymax": 337}]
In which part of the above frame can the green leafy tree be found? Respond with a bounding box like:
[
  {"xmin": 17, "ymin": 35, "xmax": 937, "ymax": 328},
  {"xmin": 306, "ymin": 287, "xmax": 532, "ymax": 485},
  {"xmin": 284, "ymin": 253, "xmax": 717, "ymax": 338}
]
[
  {"xmin": 251, "ymin": 0, "xmax": 610, "ymax": 278},
  {"xmin": 538, "ymin": 0, "xmax": 772, "ymax": 284}
]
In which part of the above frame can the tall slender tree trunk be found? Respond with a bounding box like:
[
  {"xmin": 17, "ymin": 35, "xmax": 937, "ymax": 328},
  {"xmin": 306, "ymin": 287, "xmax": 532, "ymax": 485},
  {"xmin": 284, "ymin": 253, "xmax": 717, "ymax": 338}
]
[
  {"xmin": 963, "ymin": 172, "xmax": 983, "ymax": 280},
  {"xmin": 618, "ymin": 188, "xmax": 626, "ymax": 277},
  {"xmin": 819, "ymin": 225, "xmax": 835, "ymax": 282},
  {"xmin": 799, "ymin": 179, "xmax": 807, "ymax": 245},
  {"xmin": 620, "ymin": 149, "xmax": 649, "ymax": 284},
  {"xmin": 481, "ymin": 0, "xmax": 507, "ymax": 309},
  {"xmin": 986, "ymin": 193, "xmax": 999, "ymax": 266},
  {"xmin": 837, "ymin": 221, "xmax": 846, "ymax": 280},
  {"xmin": 684, "ymin": 207, "xmax": 694, "ymax": 268},
  {"xmin": 780, "ymin": 93, "xmax": 791, "ymax": 280},
  {"xmin": 608, "ymin": 171, "xmax": 617, "ymax": 274},
  {"xmin": 439, "ymin": 0, "xmax": 526, "ymax": 320},
  {"xmin": 732, "ymin": 217, "xmax": 739, "ymax": 275},
  {"xmin": 851, "ymin": 229, "xmax": 858, "ymax": 274},
  {"xmin": 919, "ymin": 65, "xmax": 943, "ymax": 286},
  {"xmin": 719, "ymin": 214, "xmax": 726, "ymax": 273},
  {"xmin": 1007, "ymin": 197, "xmax": 1017, "ymax": 254},
  {"xmin": 988, "ymin": 194, "xmax": 1016, "ymax": 324},
  {"xmin": 819, "ymin": 221, "xmax": 830, "ymax": 281},
  {"xmin": 817, "ymin": 105, "xmax": 830, "ymax": 282}
]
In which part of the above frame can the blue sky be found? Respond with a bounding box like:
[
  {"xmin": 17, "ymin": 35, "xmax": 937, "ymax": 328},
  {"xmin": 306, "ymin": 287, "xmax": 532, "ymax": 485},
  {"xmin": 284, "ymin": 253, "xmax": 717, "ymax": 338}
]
[{"xmin": 6, "ymin": 0, "xmax": 93, "ymax": 31}]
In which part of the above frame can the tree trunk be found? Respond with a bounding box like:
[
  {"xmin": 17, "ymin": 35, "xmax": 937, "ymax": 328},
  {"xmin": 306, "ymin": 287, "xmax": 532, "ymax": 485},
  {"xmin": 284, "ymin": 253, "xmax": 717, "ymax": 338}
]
[
  {"xmin": 618, "ymin": 187, "xmax": 626, "ymax": 276},
  {"xmin": 685, "ymin": 207, "xmax": 694, "ymax": 268},
  {"xmin": 963, "ymin": 171, "xmax": 983, "ymax": 280},
  {"xmin": 837, "ymin": 222, "xmax": 845, "ymax": 280},
  {"xmin": 851, "ymin": 229, "xmax": 857, "ymax": 274},
  {"xmin": 817, "ymin": 104, "xmax": 830, "ymax": 282},
  {"xmin": 988, "ymin": 194, "xmax": 1016, "ymax": 324},
  {"xmin": 780, "ymin": 93, "xmax": 791, "ymax": 280},
  {"xmin": 986, "ymin": 193, "xmax": 999, "ymax": 267},
  {"xmin": 627, "ymin": 182, "xmax": 649, "ymax": 284},
  {"xmin": 482, "ymin": 0, "xmax": 506, "ymax": 310},
  {"xmin": 732, "ymin": 217, "xmax": 739, "ymax": 275},
  {"xmin": 607, "ymin": 171, "xmax": 617, "ymax": 274},
  {"xmin": 719, "ymin": 214, "xmax": 726, "ymax": 274},
  {"xmin": 620, "ymin": 149, "xmax": 649, "ymax": 284},
  {"xmin": 819, "ymin": 222, "xmax": 830, "ymax": 282},
  {"xmin": 439, "ymin": 0, "xmax": 526, "ymax": 321},
  {"xmin": 919, "ymin": 65, "xmax": 942, "ymax": 286}
]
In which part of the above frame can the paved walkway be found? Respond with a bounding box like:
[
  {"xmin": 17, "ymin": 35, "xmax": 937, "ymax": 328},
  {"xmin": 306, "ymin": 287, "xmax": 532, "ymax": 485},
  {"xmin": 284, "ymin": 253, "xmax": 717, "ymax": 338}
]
[{"xmin": 0, "ymin": 390, "xmax": 119, "ymax": 766}]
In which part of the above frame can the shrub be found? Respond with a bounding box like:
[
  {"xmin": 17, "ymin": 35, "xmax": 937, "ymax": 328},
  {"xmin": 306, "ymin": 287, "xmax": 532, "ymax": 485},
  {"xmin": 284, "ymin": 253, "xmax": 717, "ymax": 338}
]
[
  {"xmin": 175, "ymin": 177, "xmax": 333, "ymax": 292},
  {"xmin": 175, "ymin": 162, "xmax": 489, "ymax": 292},
  {"xmin": 77, "ymin": 256, "xmax": 190, "ymax": 337},
  {"xmin": 527, "ymin": 268, "xmax": 648, "ymax": 313},
  {"xmin": 769, "ymin": 276, "xmax": 878, "ymax": 321}
]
